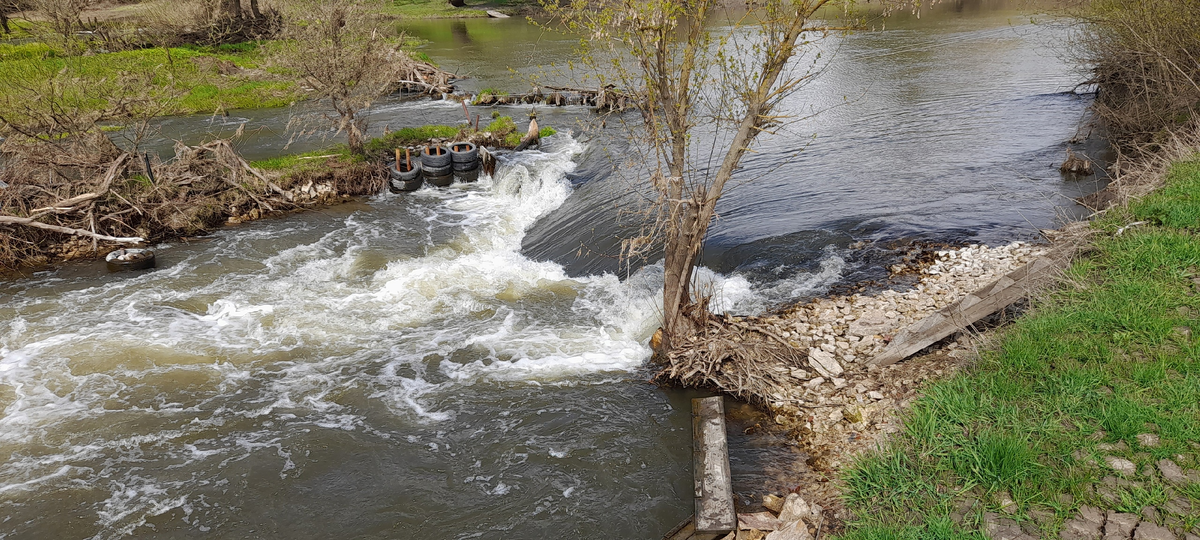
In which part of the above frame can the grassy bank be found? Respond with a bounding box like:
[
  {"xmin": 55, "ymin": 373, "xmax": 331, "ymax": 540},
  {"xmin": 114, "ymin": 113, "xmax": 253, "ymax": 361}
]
[
  {"xmin": 0, "ymin": 40, "xmax": 300, "ymax": 119},
  {"xmin": 839, "ymin": 157, "xmax": 1200, "ymax": 539}
]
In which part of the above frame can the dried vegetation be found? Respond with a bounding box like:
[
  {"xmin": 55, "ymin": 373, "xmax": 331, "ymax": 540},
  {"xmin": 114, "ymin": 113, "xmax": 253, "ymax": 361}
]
[
  {"xmin": 0, "ymin": 130, "xmax": 384, "ymax": 271},
  {"xmin": 1076, "ymin": 0, "xmax": 1200, "ymax": 151}
]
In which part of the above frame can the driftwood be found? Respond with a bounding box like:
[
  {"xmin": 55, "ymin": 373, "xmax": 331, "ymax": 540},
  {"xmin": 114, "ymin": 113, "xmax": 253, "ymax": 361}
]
[
  {"xmin": 692, "ymin": 397, "xmax": 736, "ymax": 536},
  {"xmin": 27, "ymin": 154, "xmax": 130, "ymax": 218},
  {"xmin": 394, "ymin": 57, "xmax": 456, "ymax": 95},
  {"xmin": 868, "ymin": 249, "xmax": 1071, "ymax": 367}
]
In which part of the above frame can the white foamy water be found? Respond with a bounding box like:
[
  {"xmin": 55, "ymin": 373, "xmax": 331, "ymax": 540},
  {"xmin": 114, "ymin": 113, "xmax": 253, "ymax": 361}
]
[{"xmin": 0, "ymin": 134, "xmax": 832, "ymax": 538}]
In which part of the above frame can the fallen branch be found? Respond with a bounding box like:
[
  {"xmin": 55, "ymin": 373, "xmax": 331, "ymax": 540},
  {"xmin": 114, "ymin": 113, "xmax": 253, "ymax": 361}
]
[
  {"xmin": 0, "ymin": 215, "xmax": 145, "ymax": 243},
  {"xmin": 28, "ymin": 153, "xmax": 131, "ymax": 216}
]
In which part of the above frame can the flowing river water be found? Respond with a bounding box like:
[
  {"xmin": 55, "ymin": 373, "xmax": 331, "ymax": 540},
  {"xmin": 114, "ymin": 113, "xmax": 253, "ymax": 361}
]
[{"xmin": 1, "ymin": 1, "xmax": 1106, "ymax": 538}]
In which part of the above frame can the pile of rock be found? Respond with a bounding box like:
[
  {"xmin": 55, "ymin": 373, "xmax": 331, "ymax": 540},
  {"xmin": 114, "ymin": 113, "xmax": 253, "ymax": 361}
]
[
  {"xmin": 715, "ymin": 242, "xmax": 1050, "ymax": 509},
  {"xmin": 764, "ymin": 241, "xmax": 1043, "ymax": 384},
  {"xmin": 757, "ymin": 241, "xmax": 1045, "ymax": 430}
]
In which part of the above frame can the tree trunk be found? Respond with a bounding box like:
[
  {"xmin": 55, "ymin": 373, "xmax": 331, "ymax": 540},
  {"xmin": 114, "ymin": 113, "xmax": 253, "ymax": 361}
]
[
  {"xmin": 221, "ymin": 0, "xmax": 242, "ymax": 20},
  {"xmin": 0, "ymin": 9, "xmax": 10, "ymax": 35},
  {"xmin": 248, "ymin": 0, "xmax": 261, "ymax": 18},
  {"xmin": 347, "ymin": 118, "xmax": 364, "ymax": 157}
]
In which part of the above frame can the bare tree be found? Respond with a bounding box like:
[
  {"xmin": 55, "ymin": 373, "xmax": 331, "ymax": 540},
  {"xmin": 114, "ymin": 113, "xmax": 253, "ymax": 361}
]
[
  {"xmin": 29, "ymin": 0, "xmax": 94, "ymax": 52},
  {"xmin": 544, "ymin": 0, "xmax": 871, "ymax": 355},
  {"xmin": 273, "ymin": 0, "xmax": 424, "ymax": 156}
]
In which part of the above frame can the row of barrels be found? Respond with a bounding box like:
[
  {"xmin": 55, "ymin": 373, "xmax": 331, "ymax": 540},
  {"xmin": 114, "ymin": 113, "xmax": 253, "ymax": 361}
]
[{"xmin": 389, "ymin": 142, "xmax": 481, "ymax": 192}]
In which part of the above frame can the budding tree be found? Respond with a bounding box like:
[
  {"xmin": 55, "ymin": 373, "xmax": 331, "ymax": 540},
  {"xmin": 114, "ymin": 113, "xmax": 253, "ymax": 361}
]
[
  {"xmin": 272, "ymin": 0, "xmax": 415, "ymax": 156},
  {"xmin": 544, "ymin": 0, "xmax": 863, "ymax": 354}
]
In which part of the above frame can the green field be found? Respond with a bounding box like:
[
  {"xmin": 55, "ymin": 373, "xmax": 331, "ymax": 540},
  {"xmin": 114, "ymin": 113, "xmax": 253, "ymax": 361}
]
[{"xmin": 0, "ymin": 41, "xmax": 301, "ymax": 120}]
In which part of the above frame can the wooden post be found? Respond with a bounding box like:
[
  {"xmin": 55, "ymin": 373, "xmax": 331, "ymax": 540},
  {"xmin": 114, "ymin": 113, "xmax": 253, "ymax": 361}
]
[
  {"xmin": 692, "ymin": 396, "xmax": 735, "ymax": 535},
  {"xmin": 869, "ymin": 250, "xmax": 1069, "ymax": 367},
  {"xmin": 395, "ymin": 148, "xmax": 401, "ymax": 167},
  {"xmin": 405, "ymin": 148, "xmax": 411, "ymax": 170}
]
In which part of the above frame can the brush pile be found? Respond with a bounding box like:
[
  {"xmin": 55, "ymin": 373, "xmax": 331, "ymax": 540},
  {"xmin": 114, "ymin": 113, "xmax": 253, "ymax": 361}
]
[{"xmin": 0, "ymin": 136, "xmax": 383, "ymax": 271}]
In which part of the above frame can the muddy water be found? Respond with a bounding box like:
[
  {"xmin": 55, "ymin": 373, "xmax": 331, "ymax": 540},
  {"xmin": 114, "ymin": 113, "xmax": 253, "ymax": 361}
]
[{"xmin": 1, "ymin": 1, "xmax": 1102, "ymax": 538}]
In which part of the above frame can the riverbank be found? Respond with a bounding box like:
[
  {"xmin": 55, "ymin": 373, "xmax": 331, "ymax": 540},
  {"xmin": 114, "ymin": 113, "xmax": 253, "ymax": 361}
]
[
  {"xmin": 838, "ymin": 139, "xmax": 1200, "ymax": 540},
  {"xmin": 698, "ymin": 134, "xmax": 1200, "ymax": 539}
]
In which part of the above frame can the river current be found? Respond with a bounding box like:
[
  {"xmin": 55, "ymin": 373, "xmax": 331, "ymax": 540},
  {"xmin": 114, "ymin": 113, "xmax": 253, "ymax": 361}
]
[{"xmin": 1, "ymin": 2, "xmax": 1104, "ymax": 538}]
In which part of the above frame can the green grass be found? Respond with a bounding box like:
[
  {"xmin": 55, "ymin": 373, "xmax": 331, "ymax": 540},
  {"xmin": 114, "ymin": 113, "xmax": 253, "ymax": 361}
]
[
  {"xmin": 839, "ymin": 157, "xmax": 1200, "ymax": 538},
  {"xmin": 365, "ymin": 115, "xmax": 557, "ymax": 154},
  {"xmin": 0, "ymin": 42, "xmax": 58, "ymax": 62},
  {"xmin": 0, "ymin": 41, "xmax": 302, "ymax": 120},
  {"xmin": 367, "ymin": 124, "xmax": 464, "ymax": 153},
  {"xmin": 1131, "ymin": 159, "xmax": 1200, "ymax": 229},
  {"xmin": 249, "ymin": 146, "xmax": 357, "ymax": 172},
  {"xmin": 0, "ymin": 19, "xmax": 43, "ymax": 41}
]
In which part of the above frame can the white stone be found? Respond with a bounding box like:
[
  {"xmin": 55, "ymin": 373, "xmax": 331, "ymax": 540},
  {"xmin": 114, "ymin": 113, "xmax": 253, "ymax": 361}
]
[
  {"xmin": 867, "ymin": 391, "xmax": 884, "ymax": 401},
  {"xmin": 777, "ymin": 493, "xmax": 814, "ymax": 523},
  {"xmin": 1105, "ymin": 456, "xmax": 1137, "ymax": 476},
  {"xmin": 808, "ymin": 349, "xmax": 843, "ymax": 378}
]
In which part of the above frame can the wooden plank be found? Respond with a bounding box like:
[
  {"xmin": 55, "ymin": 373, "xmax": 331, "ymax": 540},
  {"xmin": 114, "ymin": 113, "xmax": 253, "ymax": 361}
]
[
  {"xmin": 869, "ymin": 252, "xmax": 1069, "ymax": 367},
  {"xmin": 485, "ymin": 10, "xmax": 509, "ymax": 18},
  {"xmin": 692, "ymin": 396, "xmax": 736, "ymax": 535},
  {"xmin": 661, "ymin": 515, "xmax": 725, "ymax": 540}
]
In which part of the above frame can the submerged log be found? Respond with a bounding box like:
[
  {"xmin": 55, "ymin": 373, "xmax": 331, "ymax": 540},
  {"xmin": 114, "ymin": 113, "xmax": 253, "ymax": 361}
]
[{"xmin": 868, "ymin": 248, "xmax": 1071, "ymax": 367}]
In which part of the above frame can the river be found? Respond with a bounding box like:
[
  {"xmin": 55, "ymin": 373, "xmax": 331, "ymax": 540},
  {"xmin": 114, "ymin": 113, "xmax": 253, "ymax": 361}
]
[{"xmin": 0, "ymin": 1, "xmax": 1103, "ymax": 538}]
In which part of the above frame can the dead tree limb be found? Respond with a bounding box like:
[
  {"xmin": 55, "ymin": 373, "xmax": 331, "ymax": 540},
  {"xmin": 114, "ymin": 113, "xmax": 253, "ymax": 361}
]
[{"xmin": 0, "ymin": 215, "xmax": 145, "ymax": 243}]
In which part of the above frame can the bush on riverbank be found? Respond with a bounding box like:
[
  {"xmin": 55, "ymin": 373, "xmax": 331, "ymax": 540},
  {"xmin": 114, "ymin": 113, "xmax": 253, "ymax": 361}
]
[
  {"xmin": 838, "ymin": 150, "xmax": 1200, "ymax": 539},
  {"xmin": 1077, "ymin": 0, "xmax": 1200, "ymax": 150}
]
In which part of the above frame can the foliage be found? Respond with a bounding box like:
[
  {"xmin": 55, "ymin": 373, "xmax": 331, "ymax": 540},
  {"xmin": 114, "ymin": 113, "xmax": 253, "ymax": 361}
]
[
  {"xmin": 272, "ymin": 0, "xmax": 424, "ymax": 155},
  {"xmin": 27, "ymin": 0, "xmax": 93, "ymax": 53}
]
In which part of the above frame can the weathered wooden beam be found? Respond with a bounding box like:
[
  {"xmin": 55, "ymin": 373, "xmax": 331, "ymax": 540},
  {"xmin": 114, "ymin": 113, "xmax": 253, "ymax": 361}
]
[
  {"xmin": 692, "ymin": 396, "xmax": 736, "ymax": 535},
  {"xmin": 662, "ymin": 516, "xmax": 725, "ymax": 540},
  {"xmin": 868, "ymin": 250, "xmax": 1070, "ymax": 367}
]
